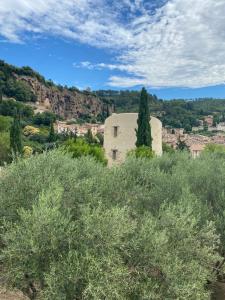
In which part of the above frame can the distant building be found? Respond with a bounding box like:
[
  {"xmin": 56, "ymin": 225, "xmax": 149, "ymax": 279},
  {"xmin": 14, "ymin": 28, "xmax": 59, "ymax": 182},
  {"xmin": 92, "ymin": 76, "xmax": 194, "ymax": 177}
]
[
  {"xmin": 216, "ymin": 122, "xmax": 225, "ymax": 132},
  {"xmin": 189, "ymin": 144, "xmax": 205, "ymax": 158},
  {"xmin": 104, "ymin": 113, "xmax": 162, "ymax": 167},
  {"xmin": 204, "ymin": 115, "xmax": 214, "ymax": 127},
  {"xmin": 55, "ymin": 121, "xmax": 104, "ymax": 137}
]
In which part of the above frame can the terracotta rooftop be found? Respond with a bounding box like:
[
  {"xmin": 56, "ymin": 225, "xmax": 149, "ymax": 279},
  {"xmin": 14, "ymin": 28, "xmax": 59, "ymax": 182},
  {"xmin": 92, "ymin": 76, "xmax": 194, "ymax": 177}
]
[{"xmin": 189, "ymin": 144, "xmax": 206, "ymax": 151}]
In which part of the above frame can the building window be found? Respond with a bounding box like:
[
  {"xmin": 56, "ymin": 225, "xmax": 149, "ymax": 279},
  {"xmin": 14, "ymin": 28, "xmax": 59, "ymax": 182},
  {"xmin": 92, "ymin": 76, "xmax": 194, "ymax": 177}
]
[
  {"xmin": 113, "ymin": 126, "xmax": 119, "ymax": 137},
  {"xmin": 112, "ymin": 149, "xmax": 118, "ymax": 160}
]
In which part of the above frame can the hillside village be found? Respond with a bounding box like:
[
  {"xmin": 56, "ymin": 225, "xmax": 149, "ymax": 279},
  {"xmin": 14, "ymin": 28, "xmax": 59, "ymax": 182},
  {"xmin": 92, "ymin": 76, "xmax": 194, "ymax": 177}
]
[{"xmin": 55, "ymin": 113, "xmax": 225, "ymax": 159}]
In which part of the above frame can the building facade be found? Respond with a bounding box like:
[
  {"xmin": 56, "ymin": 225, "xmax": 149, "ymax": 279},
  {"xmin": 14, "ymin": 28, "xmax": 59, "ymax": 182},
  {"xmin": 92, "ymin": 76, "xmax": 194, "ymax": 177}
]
[{"xmin": 104, "ymin": 113, "xmax": 162, "ymax": 167}]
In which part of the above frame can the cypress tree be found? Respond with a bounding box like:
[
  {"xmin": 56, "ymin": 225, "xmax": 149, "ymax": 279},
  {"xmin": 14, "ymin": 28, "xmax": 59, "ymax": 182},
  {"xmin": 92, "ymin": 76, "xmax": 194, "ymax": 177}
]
[
  {"xmin": 48, "ymin": 122, "xmax": 57, "ymax": 142},
  {"xmin": 136, "ymin": 87, "xmax": 152, "ymax": 147},
  {"xmin": 10, "ymin": 113, "xmax": 22, "ymax": 156}
]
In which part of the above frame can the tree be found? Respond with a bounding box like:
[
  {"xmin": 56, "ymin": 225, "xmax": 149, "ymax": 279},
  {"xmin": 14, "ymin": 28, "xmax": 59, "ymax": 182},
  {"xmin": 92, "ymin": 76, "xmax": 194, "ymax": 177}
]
[
  {"xmin": 10, "ymin": 113, "xmax": 22, "ymax": 156},
  {"xmin": 136, "ymin": 87, "xmax": 152, "ymax": 147},
  {"xmin": 85, "ymin": 129, "xmax": 95, "ymax": 144},
  {"xmin": 203, "ymin": 121, "xmax": 208, "ymax": 132},
  {"xmin": 48, "ymin": 122, "xmax": 57, "ymax": 142},
  {"xmin": 176, "ymin": 138, "xmax": 188, "ymax": 151}
]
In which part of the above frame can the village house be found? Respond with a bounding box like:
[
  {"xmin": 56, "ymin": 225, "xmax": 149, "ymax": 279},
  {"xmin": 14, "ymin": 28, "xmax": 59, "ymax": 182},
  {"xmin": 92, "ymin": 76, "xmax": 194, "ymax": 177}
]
[
  {"xmin": 189, "ymin": 144, "xmax": 206, "ymax": 158},
  {"xmin": 104, "ymin": 113, "xmax": 162, "ymax": 167},
  {"xmin": 204, "ymin": 115, "xmax": 214, "ymax": 127},
  {"xmin": 55, "ymin": 121, "xmax": 104, "ymax": 137}
]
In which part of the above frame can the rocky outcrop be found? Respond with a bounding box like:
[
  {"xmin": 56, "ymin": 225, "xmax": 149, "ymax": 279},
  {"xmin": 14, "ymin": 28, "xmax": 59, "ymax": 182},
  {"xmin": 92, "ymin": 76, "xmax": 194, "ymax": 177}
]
[{"xmin": 15, "ymin": 75, "xmax": 114, "ymax": 120}]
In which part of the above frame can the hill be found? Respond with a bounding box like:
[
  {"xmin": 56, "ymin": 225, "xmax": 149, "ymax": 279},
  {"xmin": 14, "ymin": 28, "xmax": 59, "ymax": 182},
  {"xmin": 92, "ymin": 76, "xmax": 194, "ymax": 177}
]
[
  {"xmin": 96, "ymin": 90, "xmax": 225, "ymax": 130},
  {"xmin": 0, "ymin": 60, "xmax": 113, "ymax": 122},
  {"xmin": 1, "ymin": 59, "xmax": 225, "ymax": 129}
]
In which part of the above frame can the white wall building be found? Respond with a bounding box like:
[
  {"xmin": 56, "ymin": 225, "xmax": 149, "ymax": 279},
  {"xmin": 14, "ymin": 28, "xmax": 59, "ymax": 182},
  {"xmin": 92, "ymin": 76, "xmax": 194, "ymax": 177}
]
[{"xmin": 104, "ymin": 113, "xmax": 162, "ymax": 167}]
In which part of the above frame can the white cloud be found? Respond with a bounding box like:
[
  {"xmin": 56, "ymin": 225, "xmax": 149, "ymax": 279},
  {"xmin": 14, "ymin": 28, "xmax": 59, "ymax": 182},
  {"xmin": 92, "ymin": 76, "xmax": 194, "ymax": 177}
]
[{"xmin": 1, "ymin": 0, "xmax": 225, "ymax": 88}]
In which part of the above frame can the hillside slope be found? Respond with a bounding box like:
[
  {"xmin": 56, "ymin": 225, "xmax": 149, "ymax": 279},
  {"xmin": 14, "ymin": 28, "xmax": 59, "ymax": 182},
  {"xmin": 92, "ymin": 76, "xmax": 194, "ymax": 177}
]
[{"xmin": 0, "ymin": 60, "xmax": 114, "ymax": 121}]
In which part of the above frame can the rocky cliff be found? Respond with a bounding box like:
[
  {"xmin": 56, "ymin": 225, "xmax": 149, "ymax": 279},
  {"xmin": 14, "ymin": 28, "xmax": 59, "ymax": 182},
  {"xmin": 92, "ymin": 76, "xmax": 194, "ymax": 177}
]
[{"xmin": 15, "ymin": 75, "xmax": 114, "ymax": 120}]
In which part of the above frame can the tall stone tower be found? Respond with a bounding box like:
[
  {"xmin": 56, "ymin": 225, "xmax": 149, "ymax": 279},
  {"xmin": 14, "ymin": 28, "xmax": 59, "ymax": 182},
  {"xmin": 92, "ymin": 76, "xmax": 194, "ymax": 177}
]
[{"xmin": 104, "ymin": 113, "xmax": 162, "ymax": 167}]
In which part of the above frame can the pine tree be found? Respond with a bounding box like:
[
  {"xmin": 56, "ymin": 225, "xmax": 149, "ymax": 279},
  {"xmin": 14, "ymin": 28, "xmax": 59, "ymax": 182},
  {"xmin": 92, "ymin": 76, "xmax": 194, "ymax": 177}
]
[
  {"xmin": 48, "ymin": 122, "xmax": 56, "ymax": 142},
  {"xmin": 10, "ymin": 113, "xmax": 22, "ymax": 156},
  {"xmin": 136, "ymin": 87, "xmax": 152, "ymax": 147}
]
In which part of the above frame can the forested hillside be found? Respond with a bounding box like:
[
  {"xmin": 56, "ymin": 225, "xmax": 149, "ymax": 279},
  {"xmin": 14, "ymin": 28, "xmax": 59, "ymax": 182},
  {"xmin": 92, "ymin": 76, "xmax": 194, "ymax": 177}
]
[
  {"xmin": 1, "ymin": 59, "xmax": 225, "ymax": 130},
  {"xmin": 96, "ymin": 90, "xmax": 225, "ymax": 130}
]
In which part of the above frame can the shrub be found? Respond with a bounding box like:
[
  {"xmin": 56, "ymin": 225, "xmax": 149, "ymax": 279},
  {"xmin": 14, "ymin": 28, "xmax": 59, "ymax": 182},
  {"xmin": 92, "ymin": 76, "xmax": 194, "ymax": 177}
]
[
  {"xmin": 0, "ymin": 99, "xmax": 34, "ymax": 118},
  {"xmin": 128, "ymin": 145, "xmax": 155, "ymax": 159},
  {"xmin": 162, "ymin": 142, "xmax": 175, "ymax": 154},
  {"xmin": 23, "ymin": 125, "xmax": 40, "ymax": 136},
  {"xmin": 63, "ymin": 138, "xmax": 107, "ymax": 165},
  {"xmin": 0, "ymin": 151, "xmax": 224, "ymax": 299},
  {"xmin": 32, "ymin": 112, "xmax": 57, "ymax": 126},
  {"xmin": 23, "ymin": 146, "xmax": 33, "ymax": 158}
]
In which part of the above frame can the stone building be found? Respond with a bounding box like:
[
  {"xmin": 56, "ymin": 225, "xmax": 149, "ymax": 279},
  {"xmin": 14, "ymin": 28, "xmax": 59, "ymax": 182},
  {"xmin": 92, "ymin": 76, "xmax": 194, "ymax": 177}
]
[
  {"xmin": 104, "ymin": 113, "xmax": 162, "ymax": 167},
  {"xmin": 189, "ymin": 144, "xmax": 205, "ymax": 158},
  {"xmin": 55, "ymin": 121, "xmax": 104, "ymax": 137}
]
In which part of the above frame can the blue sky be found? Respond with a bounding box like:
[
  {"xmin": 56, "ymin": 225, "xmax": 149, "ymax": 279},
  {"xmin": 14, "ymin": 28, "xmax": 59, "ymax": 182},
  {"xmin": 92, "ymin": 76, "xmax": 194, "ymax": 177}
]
[{"xmin": 0, "ymin": 0, "xmax": 225, "ymax": 100}]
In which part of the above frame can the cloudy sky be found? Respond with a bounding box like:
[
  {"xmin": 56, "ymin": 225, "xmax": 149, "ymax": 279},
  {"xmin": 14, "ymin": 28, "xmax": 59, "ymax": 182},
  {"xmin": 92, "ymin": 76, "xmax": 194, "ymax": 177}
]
[{"xmin": 0, "ymin": 0, "xmax": 225, "ymax": 99}]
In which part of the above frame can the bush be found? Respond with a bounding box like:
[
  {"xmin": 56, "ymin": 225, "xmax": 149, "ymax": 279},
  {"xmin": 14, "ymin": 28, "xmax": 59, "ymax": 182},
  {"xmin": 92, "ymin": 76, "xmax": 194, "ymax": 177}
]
[
  {"xmin": 203, "ymin": 143, "xmax": 225, "ymax": 154},
  {"xmin": 0, "ymin": 151, "xmax": 224, "ymax": 299},
  {"xmin": 162, "ymin": 142, "xmax": 175, "ymax": 154},
  {"xmin": 0, "ymin": 99, "xmax": 34, "ymax": 118},
  {"xmin": 23, "ymin": 125, "xmax": 40, "ymax": 136},
  {"xmin": 23, "ymin": 146, "xmax": 33, "ymax": 158},
  {"xmin": 4, "ymin": 79, "xmax": 37, "ymax": 102},
  {"xmin": 128, "ymin": 145, "xmax": 155, "ymax": 159},
  {"xmin": 32, "ymin": 112, "xmax": 57, "ymax": 126},
  {"xmin": 63, "ymin": 138, "xmax": 107, "ymax": 165}
]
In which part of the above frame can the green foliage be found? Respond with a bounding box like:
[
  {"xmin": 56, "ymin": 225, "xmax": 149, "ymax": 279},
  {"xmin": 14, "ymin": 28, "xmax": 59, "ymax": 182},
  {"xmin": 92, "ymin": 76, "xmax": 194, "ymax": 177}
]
[
  {"xmin": 136, "ymin": 87, "xmax": 152, "ymax": 147},
  {"xmin": 0, "ymin": 131, "xmax": 11, "ymax": 165},
  {"xmin": 97, "ymin": 90, "xmax": 225, "ymax": 130},
  {"xmin": 162, "ymin": 142, "xmax": 175, "ymax": 154},
  {"xmin": 203, "ymin": 144, "xmax": 225, "ymax": 157},
  {"xmin": 48, "ymin": 122, "xmax": 57, "ymax": 143},
  {"xmin": 0, "ymin": 115, "xmax": 12, "ymax": 132},
  {"xmin": 10, "ymin": 115, "xmax": 22, "ymax": 156},
  {"xmin": 177, "ymin": 139, "xmax": 188, "ymax": 151},
  {"xmin": 129, "ymin": 146, "xmax": 155, "ymax": 159},
  {"xmin": 84, "ymin": 128, "xmax": 96, "ymax": 144},
  {"xmin": 0, "ymin": 99, "xmax": 34, "ymax": 118},
  {"xmin": 1, "ymin": 151, "xmax": 225, "ymax": 299},
  {"xmin": 96, "ymin": 132, "xmax": 104, "ymax": 145},
  {"xmin": 63, "ymin": 138, "xmax": 107, "ymax": 165},
  {"xmin": 32, "ymin": 112, "xmax": 57, "ymax": 126},
  {"xmin": 4, "ymin": 79, "xmax": 36, "ymax": 102}
]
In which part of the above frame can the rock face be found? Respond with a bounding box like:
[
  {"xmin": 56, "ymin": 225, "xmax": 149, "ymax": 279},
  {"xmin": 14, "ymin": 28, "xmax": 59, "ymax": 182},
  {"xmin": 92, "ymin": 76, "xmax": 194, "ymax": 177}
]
[{"xmin": 15, "ymin": 75, "xmax": 114, "ymax": 120}]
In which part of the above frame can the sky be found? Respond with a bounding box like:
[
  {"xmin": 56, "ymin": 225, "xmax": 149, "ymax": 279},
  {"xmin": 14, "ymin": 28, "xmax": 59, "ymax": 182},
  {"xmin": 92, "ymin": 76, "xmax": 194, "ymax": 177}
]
[{"xmin": 0, "ymin": 0, "xmax": 225, "ymax": 99}]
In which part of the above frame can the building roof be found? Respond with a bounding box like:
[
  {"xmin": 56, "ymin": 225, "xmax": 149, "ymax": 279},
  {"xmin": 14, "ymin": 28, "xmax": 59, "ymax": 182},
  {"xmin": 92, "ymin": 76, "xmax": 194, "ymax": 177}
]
[{"xmin": 189, "ymin": 144, "xmax": 205, "ymax": 151}]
